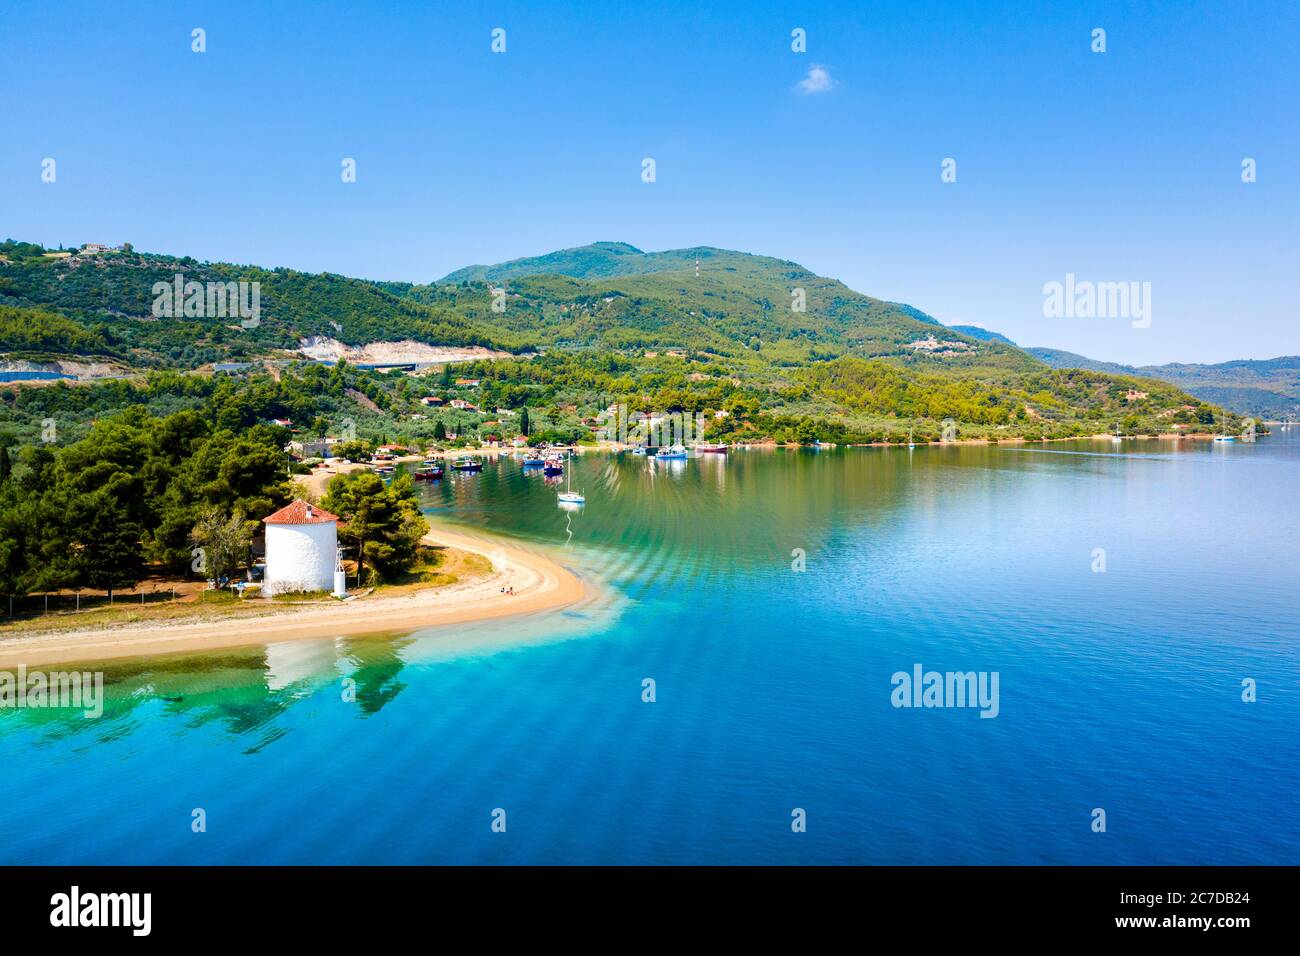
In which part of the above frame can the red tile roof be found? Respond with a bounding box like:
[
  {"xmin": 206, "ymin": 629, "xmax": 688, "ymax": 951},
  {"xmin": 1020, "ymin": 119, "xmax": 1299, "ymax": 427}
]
[{"xmin": 263, "ymin": 499, "xmax": 340, "ymax": 525}]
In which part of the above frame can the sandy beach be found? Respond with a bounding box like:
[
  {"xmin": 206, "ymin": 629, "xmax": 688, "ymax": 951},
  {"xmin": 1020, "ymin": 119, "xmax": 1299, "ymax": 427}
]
[{"xmin": 0, "ymin": 526, "xmax": 585, "ymax": 669}]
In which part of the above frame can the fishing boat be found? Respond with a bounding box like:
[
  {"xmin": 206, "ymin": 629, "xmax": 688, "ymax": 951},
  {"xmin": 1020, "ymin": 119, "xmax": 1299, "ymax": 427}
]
[
  {"xmin": 413, "ymin": 464, "xmax": 444, "ymax": 480},
  {"xmin": 522, "ymin": 453, "xmax": 545, "ymax": 467},
  {"xmin": 695, "ymin": 442, "xmax": 728, "ymax": 454},
  {"xmin": 557, "ymin": 452, "xmax": 585, "ymax": 505},
  {"xmin": 451, "ymin": 456, "xmax": 484, "ymax": 471},
  {"xmin": 631, "ymin": 446, "xmax": 648, "ymax": 456},
  {"xmin": 543, "ymin": 455, "xmax": 565, "ymax": 475},
  {"xmin": 655, "ymin": 444, "xmax": 688, "ymax": 460}
]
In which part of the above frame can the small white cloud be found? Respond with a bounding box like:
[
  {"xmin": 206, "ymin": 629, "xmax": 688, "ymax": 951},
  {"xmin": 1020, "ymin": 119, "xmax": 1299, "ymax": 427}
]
[{"xmin": 796, "ymin": 64, "xmax": 836, "ymax": 95}]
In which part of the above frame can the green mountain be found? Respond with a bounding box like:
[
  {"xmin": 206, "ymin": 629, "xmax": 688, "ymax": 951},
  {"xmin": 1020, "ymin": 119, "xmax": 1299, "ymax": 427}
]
[
  {"xmin": 2, "ymin": 240, "xmax": 1029, "ymax": 374},
  {"xmin": 440, "ymin": 241, "xmax": 667, "ymax": 282},
  {"xmin": 1027, "ymin": 348, "xmax": 1300, "ymax": 420},
  {"xmin": 0, "ymin": 239, "xmax": 1242, "ymax": 445},
  {"xmin": 398, "ymin": 242, "xmax": 1033, "ymax": 375}
]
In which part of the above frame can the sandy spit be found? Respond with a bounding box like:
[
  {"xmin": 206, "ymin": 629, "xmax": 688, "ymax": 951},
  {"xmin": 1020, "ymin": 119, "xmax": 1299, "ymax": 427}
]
[{"xmin": 0, "ymin": 526, "xmax": 585, "ymax": 669}]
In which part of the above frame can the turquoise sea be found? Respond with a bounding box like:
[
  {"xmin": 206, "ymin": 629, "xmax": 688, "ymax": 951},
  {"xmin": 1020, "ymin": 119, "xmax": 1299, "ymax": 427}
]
[{"xmin": 1, "ymin": 433, "xmax": 1297, "ymax": 864}]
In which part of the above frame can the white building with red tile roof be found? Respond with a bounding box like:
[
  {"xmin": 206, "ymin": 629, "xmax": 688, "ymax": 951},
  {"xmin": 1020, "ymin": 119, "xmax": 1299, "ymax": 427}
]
[{"xmin": 262, "ymin": 499, "xmax": 340, "ymax": 595}]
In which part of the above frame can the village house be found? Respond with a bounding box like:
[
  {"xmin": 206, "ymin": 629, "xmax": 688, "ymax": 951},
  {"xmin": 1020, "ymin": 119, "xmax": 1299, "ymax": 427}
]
[
  {"xmin": 455, "ymin": 378, "xmax": 481, "ymax": 387},
  {"xmin": 450, "ymin": 399, "xmax": 480, "ymax": 411},
  {"xmin": 420, "ymin": 396, "xmax": 444, "ymax": 406},
  {"xmin": 286, "ymin": 437, "xmax": 339, "ymax": 458}
]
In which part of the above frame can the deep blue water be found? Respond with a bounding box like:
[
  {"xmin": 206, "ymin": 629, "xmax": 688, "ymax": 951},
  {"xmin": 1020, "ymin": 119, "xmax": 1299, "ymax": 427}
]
[{"xmin": 1, "ymin": 434, "xmax": 1297, "ymax": 864}]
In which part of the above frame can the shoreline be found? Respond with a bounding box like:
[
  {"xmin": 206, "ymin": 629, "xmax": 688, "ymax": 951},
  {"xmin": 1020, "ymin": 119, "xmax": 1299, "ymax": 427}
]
[{"xmin": 0, "ymin": 526, "xmax": 586, "ymax": 669}]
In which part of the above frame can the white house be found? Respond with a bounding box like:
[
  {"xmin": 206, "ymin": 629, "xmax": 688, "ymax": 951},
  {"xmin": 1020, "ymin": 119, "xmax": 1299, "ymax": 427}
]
[{"xmin": 262, "ymin": 499, "xmax": 340, "ymax": 595}]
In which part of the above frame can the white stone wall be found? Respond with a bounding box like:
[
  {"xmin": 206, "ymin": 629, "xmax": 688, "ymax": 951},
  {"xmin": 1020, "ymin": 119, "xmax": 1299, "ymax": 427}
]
[{"xmin": 264, "ymin": 521, "xmax": 337, "ymax": 595}]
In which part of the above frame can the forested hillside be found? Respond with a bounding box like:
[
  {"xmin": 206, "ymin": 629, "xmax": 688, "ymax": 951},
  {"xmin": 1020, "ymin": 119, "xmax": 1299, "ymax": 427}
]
[{"xmin": 0, "ymin": 238, "xmax": 1239, "ymax": 439}]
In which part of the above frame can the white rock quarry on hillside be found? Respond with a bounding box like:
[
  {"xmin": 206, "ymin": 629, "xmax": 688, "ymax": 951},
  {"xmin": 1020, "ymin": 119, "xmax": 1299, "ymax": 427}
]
[
  {"xmin": 0, "ymin": 358, "xmax": 127, "ymax": 381},
  {"xmin": 297, "ymin": 336, "xmax": 511, "ymax": 365}
]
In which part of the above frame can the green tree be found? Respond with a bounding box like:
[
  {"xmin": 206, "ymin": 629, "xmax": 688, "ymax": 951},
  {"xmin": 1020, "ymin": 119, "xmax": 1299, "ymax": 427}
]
[
  {"xmin": 433, "ymin": 420, "xmax": 447, "ymax": 441},
  {"xmin": 69, "ymin": 492, "xmax": 144, "ymax": 601},
  {"xmin": 519, "ymin": 407, "xmax": 531, "ymax": 436},
  {"xmin": 0, "ymin": 484, "xmax": 31, "ymax": 615},
  {"xmin": 333, "ymin": 439, "xmax": 372, "ymax": 462},
  {"xmin": 322, "ymin": 471, "xmax": 428, "ymax": 585},
  {"xmin": 190, "ymin": 507, "xmax": 254, "ymax": 584}
]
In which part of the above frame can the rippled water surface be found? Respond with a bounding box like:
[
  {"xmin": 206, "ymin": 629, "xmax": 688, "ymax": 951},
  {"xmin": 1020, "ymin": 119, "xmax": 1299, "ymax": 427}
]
[{"xmin": 2, "ymin": 434, "xmax": 1297, "ymax": 864}]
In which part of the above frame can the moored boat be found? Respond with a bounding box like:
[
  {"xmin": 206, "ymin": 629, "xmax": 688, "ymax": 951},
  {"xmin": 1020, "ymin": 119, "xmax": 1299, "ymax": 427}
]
[
  {"xmin": 655, "ymin": 444, "xmax": 688, "ymax": 460},
  {"xmin": 451, "ymin": 456, "xmax": 483, "ymax": 471},
  {"xmin": 557, "ymin": 451, "xmax": 584, "ymax": 505},
  {"xmin": 695, "ymin": 442, "xmax": 728, "ymax": 454}
]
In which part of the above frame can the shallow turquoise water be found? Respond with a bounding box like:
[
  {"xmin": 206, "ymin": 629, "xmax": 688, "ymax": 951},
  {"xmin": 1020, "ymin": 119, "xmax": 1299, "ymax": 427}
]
[{"xmin": 2, "ymin": 435, "xmax": 1297, "ymax": 864}]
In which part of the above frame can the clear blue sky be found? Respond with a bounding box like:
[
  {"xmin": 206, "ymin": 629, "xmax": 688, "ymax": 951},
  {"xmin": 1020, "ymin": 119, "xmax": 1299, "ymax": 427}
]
[{"xmin": 2, "ymin": 1, "xmax": 1297, "ymax": 364}]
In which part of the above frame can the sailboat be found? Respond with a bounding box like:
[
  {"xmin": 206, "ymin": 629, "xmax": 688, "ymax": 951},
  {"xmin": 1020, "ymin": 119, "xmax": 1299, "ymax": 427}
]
[
  {"xmin": 1111, "ymin": 423, "xmax": 1123, "ymax": 444},
  {"xmin": 1213, "ymin": 415, "xmax": 1235, "ymax": 442},
  {"xmin": 557, "ymin": 451, "xmax": 585, "ymax": 504},
  {"xmin": 908, "ymin": 428, "xmax": 915, "ymax": 449}
]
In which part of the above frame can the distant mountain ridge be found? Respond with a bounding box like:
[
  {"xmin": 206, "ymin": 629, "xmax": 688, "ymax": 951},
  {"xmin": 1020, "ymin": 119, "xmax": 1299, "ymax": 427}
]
[
  {"xmin": 1027, "ymin": 348, "xmax": 1300, "ymax": 419},
  {"xmin": 946, "ymin": 324, "xmax": 1017, "ymax": 346}
]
